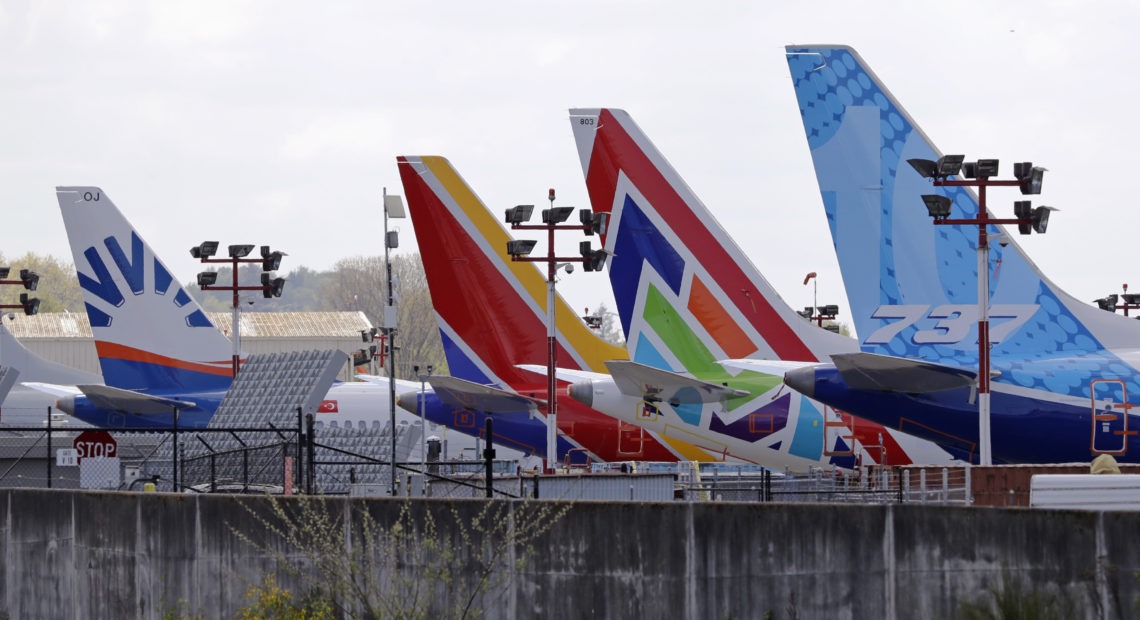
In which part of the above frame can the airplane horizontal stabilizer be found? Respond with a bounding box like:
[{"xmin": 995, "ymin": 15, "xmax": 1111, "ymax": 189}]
[
  {"xmin": 514, "ymin": 364, "xmax": 610, "ymax": 383},
  {"xmin": 21, "ymin": 381, "xmax": 81, "ymax": 398},
  {"xmin": 830, "ymin": 353, "xmax": 975, "ymax": 393},
  {"xmin": 352, "ymin": 374, "xmax": 426, "ymax": 391},
  {"xmin": 604, "ymin": 360, "xmax": 749, "ymax": 404},
  {"xmin": 77, "ymin": 384, "xmax": 197, "ymax": 414},
  {"xmin": 718, "ymin": 359, "xmax": 822, "ymax": 376},
  {"xmin": 427, "ymin": 375, "xmax": 545, "ymax": 413}
]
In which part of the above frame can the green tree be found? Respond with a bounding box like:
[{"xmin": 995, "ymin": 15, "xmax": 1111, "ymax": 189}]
[
  {"xmin": 322, "ymin": 255, "xmax": 386, "ymax": 317},
  {"xmin": 323, "ymin": 254, "xmax": 446, "ymax": 379},
  {"xmin": 584, "ymin": 302, "xmax": 624, "ymax": 346},
  {"xmin": 276, "ymin": 265, "xmax": 328, "ymax": 312},
  {"xmin": 391, "ymin": 254, "xmax": 445, "ymax": 376},
  {"xmin": 232, "ymin": 496, "xmax": 571, "ymax": 619}
]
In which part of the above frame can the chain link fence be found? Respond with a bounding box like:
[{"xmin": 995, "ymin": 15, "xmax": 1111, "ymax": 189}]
[
  {"xmin": 0, "ymin": 416, "xmax": 423, "ymax": 494},
  {"xmin": 0, "ymin": 422, "xmax": 972, "ymax": 505}
]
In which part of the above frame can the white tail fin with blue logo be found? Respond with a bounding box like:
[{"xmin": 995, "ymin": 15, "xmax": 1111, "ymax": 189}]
[{"xmin": 56, "ymin": 187, "xmax": 234, "ymax": 393}]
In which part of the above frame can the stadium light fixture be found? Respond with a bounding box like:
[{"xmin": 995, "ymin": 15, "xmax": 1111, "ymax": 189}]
[
  {"xmin": 18, "ymin": 269, "xmax": 38, "ymax": 291},
  {"xmin": 19, "ymin": 293, "xmax": 38, "ymax": 316},
  {"xmin": 506, "ymin": 239, "xmax": 537, "ymax": 257},
  {"xmin": 190, "ymin": 241, "xmax": 219, "ymax": 259},
  {"xmin": 505, "ymin": 205, "xmax": 535, "ymax": 225},
  {"xmin": 541, "ymin": 206, "xmax": 575, "ymax": 224},
  {"xmin": 196, "ymin": 272, "xmax": 218, "ymax": 287},
  {"xmin": 227, "ymin": 244, "xmax": 255, "ymax": 259},
  {"xmin": 1095, "ymin": 295, "xmax": 1120, "ymax": 312},
  {"xmin": 921, "ymin": 194, "xmax": 953, "ymax": 220}
]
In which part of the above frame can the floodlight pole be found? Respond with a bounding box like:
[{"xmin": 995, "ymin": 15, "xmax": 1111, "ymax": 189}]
[
  {"xmin": 415, "ymin": 365, "xmax": 433, "ymax": 473},
  {"xmin": 230, "ymin": 259, "xmax": 240, "ymax": 376},
  {"xmin": 811, "ymin": 276, "xmax": 818, "ymax": 326},
  {"xmin": 196, "ymin": 246, "xmax": 284, "ymax": 377},
  {"xmin": 420, "ymin": 374, "xmax": 426, "ymax": 471},
  {"xmin": 803, "ymin": 272, "xmax": 822, "ymax": 326},
  {"xmin": 381, "ymin": 187, "xmax": 406, "ymax": 496},
  {"xmin": 932, "ymin": 177, "xmax": 1027, "ymax": 467},
  {"xmin": 546, "ymin": 227, "xmax": 557, "ymax": 473},
  {"xmin": 386, "ymin": 187, "xmax": 397, "ymax": 495},
  {"xmin": 507, "ymin": 191, "xmax": 597, "ymax": 473}
]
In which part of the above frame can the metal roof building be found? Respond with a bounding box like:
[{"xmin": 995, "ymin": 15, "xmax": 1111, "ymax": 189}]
[{"xmin": 2, "ymin": 311, "xmax": 373, "ymax": 381}]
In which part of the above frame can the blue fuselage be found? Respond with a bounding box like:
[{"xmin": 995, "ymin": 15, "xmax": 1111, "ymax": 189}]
[
  {"xmin": 63, "ymin": 391, "xmax": 224, "ymax": 429},
  {"xmin": 799, "ymin": 366, "xmax": 1132, "ymax": 464},
  {"xmin": 410, "ymin": 392, "xmax": 586, "ymax": 464}
]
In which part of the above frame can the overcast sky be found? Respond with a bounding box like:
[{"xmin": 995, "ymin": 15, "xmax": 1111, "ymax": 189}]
[{"xmin": 1, "ymin": 1, "xmax": 1134, "ymax": 338}]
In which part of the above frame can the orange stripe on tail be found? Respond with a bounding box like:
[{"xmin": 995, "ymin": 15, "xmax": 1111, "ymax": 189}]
[
  {"xmin": 687, "ymin": 276, "xmax": 755, "ymax": 359},
  {"xmin": 94, "ymin": 341, "xmax": 234, "ymax": 378}
]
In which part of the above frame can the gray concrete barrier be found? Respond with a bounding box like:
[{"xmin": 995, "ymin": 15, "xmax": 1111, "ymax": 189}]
[{"xmin": 0, "ymin": 489, "xmax": 1132, "ymax": 618}]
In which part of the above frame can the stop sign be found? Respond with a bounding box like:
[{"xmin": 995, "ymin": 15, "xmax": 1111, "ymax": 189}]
[{"xmin": 74, "ymin": 430, "xmax": 118, "ymax": 460}]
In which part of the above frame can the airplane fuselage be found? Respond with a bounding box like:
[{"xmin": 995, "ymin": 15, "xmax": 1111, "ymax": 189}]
[
  {"xmin": 56, "ymin": 380, "xmax": 495, "ymax": 461},
  {"xmin": 569, "ymin": 372, "xmax": 858, "ymax": 471},
  {"xmin": 401, "ymin": 382, "xmax": 705, "ymax": 465},
  {"xmin": 786, "ymin": 361, "xmax": 1140, "ymax": 464}
]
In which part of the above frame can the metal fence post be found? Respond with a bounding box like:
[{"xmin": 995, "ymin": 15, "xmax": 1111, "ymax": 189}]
[
  {"xmin": 484, "ymin": 417, "xmax": 495, "ymax": 499},
  {"xmin": 306, "ymin": 413, "xmax": 316, "ymax": 495},
  {"xmin": 295, "ymin": 407, "xmax": 304, "ymax": 493},
  {"xmin": 45, "ymin": 406, "xmax": 52, "ymax": 489},
  {"xmin": 172, "ymin": 406, "xmax": 179, "ymax": 492}
]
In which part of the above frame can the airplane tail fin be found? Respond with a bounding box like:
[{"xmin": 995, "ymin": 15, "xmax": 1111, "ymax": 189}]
[
  {"xmin": 785, "ymin": 45, "xmax": 1140, "ymax": 377},
  {"xmin": 569, "ymin": 108, "xmax": 855, "ymax": 373},
  {"xmin": 55, "ymin": 187, "xmax": 234, "ymax": 392},
  {"xmin": 396, "ymin": 156, "xmax": 626, "ymax": 388},
  {"xmin": 570, "ymin": 108, "xmax": 958, "ymax": 467}
]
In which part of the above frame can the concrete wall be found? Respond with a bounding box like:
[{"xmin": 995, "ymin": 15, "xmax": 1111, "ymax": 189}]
[{"xmin": 0, "ymin": 489, "xmax": 1134, "ymax": 619}]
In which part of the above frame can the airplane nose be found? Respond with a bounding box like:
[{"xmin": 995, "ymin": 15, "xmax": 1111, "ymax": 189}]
[
  {"xmin": 55, "ymin": 396, "xmax": 76, "ymax": 415},
  {"xmin": 396, "ymin": 392, "xmax": 419, "ymax": 413},
  {"xmin": 567, "ymin": 381, "xmax": 593, "ymax": 408},
  {"xmin": 783, "ymin": 366, "xmax": 817, "ymax": 399}
]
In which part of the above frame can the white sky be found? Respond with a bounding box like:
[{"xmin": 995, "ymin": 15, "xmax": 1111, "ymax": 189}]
[{"xmin": 1, "ymin": 1, "xmax": 1134, "ymax": 338}]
